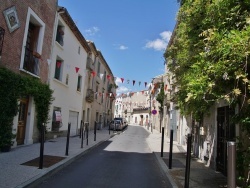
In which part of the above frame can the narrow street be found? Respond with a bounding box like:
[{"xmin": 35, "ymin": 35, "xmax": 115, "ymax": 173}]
[{"xmin": 36, "ymin": 125, "xmax": 171, "ymax": 188}]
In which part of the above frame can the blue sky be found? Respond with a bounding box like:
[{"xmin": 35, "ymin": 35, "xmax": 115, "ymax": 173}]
[{"xmin": 58, "ymin": 0, "xmax": 180, "ymax": 94}]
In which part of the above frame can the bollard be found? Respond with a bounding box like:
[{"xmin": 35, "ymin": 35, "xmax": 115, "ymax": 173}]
[
  {"xmin": 227, "ymin": 142, "xmax": 236, "ymax": 188},
  {"xmin": 39, "ymin": 123, "xmax": 45, "ymax": 169},
  {"xmin": 151, "ymin": 123, "xmax": 153, "ymax": 133},
  {"xmin": 79, "ymin": 120, "xmax": 82, "ymax": 138},
  {"xmin": 169, "ymin": 129, "xmax": 173, "ymax": 169},
  {"xmin": 109, "ymin": 121, "xmax": 110, "ymax": 135},
  {"xmin": 161, "ymin": 127, "xmax": 165, "ymax": 157},
  {"xmin": 65, "ymin": 123, "xmax": 71, "ymax": 156},
  {"xmin": 86, "ymin": 123, "xmax": 89, "ymax": 145},
  {"xmin": 184, "ymin": 134, "xmax": 192, "ymax": 188},
  {"xmin": 81, "ymin": 125, "xmax": 84, "ymax": 148},
  {"xmin": 94, "ymin": 121, "xmax": 97, "ymax": 141}
]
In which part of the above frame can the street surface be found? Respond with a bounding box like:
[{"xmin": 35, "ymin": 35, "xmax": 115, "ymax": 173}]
[{"xmin": 36, "ymin": 125, "xmax": 171, "ymax": 188}]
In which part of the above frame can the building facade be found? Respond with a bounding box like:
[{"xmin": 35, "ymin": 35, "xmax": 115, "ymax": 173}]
[
  {"xmin": 0, "ymin": 0, "xmax": 58, "ymax": 146},
  {"xmin": 46, "ymin": 7, "xmax": 91, "ymax": 138}
]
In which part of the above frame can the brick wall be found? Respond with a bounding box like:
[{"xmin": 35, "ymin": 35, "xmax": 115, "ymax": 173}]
[{"xmin": 0, "ymin": 0, "xmax": 58, "ymax": 83}]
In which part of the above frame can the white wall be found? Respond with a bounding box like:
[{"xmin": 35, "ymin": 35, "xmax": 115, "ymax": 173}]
[{"xmin": 48, "ymin": 15, "xmax": 88, "ymax": 134}]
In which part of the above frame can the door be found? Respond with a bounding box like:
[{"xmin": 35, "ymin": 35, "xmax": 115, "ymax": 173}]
[
  {"xmin": 69, "ymin": 111, "xmax": 79, "ymax": 136},
  {"xmin": 216, "ymin": 106, "xmax": 235, "ymax": 175},
  {"xmin": 17, "ymin": 97, "xmax": 29, "ymax": 145}
]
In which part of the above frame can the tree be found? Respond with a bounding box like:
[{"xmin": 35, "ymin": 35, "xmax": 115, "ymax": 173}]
[{"xmin": 165, "ymin": 0, "xmax": 250, "ymax": 186}]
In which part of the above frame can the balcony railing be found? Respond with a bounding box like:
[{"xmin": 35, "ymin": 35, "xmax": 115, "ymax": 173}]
[
  {"xmin": 86, "ymin": 89, "xmax": 94, "ymax": 103},
  {"xmin": 86, "ymin": 57, "xmax": 94, "ymax": 70},
  {"xmin": 23, "ymin": 47, "xmax": 40, "ymax": 76}
]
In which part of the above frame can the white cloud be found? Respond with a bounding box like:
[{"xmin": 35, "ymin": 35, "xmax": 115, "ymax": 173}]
[
  {"xmin": 115, "ymin": 77, "xmax": 130, "ymax": 94},
  {"xmin": 116, "ymin": 86, "xmax": 130, "ymax": 94},
  {"xmin": 84, "ymin": 27, "xmax": 100, "ymax": 36},
  {"xmin": 145, "ymin": 31, "xmax": 172, "ymax": 51},
  {"xmin": 119, "ymin": 45, "xmax": 128, "ymax": 50}
]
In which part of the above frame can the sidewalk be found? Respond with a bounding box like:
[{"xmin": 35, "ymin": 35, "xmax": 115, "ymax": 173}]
[
  {"xmin": 0, "ymin": 127, "xmax": 115, "ymax": 188},
  {"xmin": 0, "ymin": 125, "xmax": 227, "ymax": 188},
  {"xmin": 142, "ymin": 126, "xmax": 227, "ymax": 188}
]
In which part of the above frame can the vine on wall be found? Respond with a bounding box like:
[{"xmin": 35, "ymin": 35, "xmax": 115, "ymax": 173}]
[
  {"xmin": 0, "ymin": 67, "xmax": 53, "ymax": 147},
  {"xmin": 165, "ymin": 0, "xmax": 250, "ymax": 186}
]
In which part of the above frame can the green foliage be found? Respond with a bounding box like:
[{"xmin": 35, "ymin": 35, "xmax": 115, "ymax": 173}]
[
  {"xmin": 0, "ymin": 67, "xmax": 53, "ymax": 148},
  {"xmin": 165, "ymin": 0, "xmax": 250, "ymax": 185},
  {"xmin": 156, "ymin": 83, "xmax": 164, "ymax": 113}
]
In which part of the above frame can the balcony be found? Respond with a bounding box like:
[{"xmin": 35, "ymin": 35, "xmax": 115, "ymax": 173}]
[
  {"xmin": 86, "ymin": 57, "xmax": 94, "ymax": 70},
  {"xmin": 86, "ymin": 89, "xmax": 94, "ymax": 103},
  {"xmin": 23, "ymin": 47, "xmax": 40, "ymax": 76}
]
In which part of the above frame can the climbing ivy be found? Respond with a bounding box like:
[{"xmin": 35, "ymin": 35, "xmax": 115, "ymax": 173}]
[
  {"xmin": 165, "ymin": 0, "xmax": 250, "ymax": 186},
  {"xmin": 0, "ymin": 67, "xmax": 53, "ymax": 147}
]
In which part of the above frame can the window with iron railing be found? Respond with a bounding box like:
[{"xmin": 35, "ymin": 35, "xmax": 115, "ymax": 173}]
[
  {"xmin": 23, "ymin": 47, "xmax": 40, "ymax": 75},
  {"xmin": 54, "ymin": 59, "xmax": 63, "ymax": 81},
  {"xmin": 56, "ymin": 25, "xmax": 64, "ymax": 46}
]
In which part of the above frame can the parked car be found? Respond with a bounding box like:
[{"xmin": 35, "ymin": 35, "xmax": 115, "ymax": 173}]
[
  {"xmin": 109, "ymin": 120, "xmax": 123, "ymax": 130},
  {"xmin": 114, "ymin": 117, "xmax": 128, "ymax": 128}
]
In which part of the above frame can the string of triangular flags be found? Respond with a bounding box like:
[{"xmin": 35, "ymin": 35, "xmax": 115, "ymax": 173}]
[{"xmin": 56, "ymin": 63, "xmax": 168, "ymax": 92}]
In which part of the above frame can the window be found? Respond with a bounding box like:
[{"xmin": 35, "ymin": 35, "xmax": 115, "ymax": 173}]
[
  {"xmin": 21, "ymin": 8, "xmax": 45, "ymax": 76},
  {"xmin": 103, "ymin": 71, "xmax": 106, "ymax": 84},
  {"xmin": 77, "ymin": 75, "xmax": 82, "ymax": 92},
  {"xmin": 78, "ymin": 46, "xmax": 80, "ymax": 54},
  {"xmin": 97, "ymin": 61, "xmax": 101, "ymax": 76},
  {"xmin": 95, "ymin": 83, "xmax": 99, "ymax": 99},
  {"xmin": 56, "ymin": 24, "xmax": 64, "ymax": 46},
  {"xmin": 54, "ymin": 59, "xmax": 63, "ymax": 81},
  {"xmin": 101, "ymin": 88, "xmax": 105, "ymax": 103}
]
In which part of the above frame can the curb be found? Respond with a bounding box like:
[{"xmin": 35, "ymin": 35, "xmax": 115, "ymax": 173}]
[
  {"xmin": 16, "ymin": 134, "xmax": 115, "ymax": 188},
  {"xmin": 154, "ymin": 153, "xmax": 178, "ymax": 188}
]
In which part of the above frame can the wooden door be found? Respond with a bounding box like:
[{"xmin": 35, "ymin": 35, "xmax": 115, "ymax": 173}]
[{"xmin": 17, "ymin": 98, "xmax": 29, "ymax": 145}]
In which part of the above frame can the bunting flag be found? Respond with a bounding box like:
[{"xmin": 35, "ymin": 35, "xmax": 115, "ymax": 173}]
[
  {"xmin": 121, "ymin": 78, "xmax": 124, "ymax": 83},
  {"xmin": 133, "ymin": 80, "xmax": 135, "ymax": 86},
  {"xmin": 56, "ymin": 61, "xmax": 61, "ymax": 68},
  {"xmin": 142, "ymin": 91, "xmax": 144, "ymax": 94},
  {"xmin": 107, "ymin": 75, "xmax": 111, "ymax": 80},
  {"xmin": 75, "ymin": 67, "xmax": 80, "ymax": 73},
  {"xmin": 144, "ymin": 82, "xmax": 147, "ymax": 88},
  {"xmin": 91, "ymin": 71, "xmax": 96, "ymax": 77}
]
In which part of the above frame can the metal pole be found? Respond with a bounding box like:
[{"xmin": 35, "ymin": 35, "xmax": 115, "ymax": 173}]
[
  {"xmin": 86, "ymin": 123, "xmax": 89, "ymax": 145},
  {"xmin": 169, "ymin": 129, "xmax": 173, "ymax": 169},
  {"xmin": 39, "ymin": 123, "xmax": 45, "ymax": 169},
  {"xmin": 65, "ymin": 123, "xmax": 71, "ymax": 156},
  {"xmin": 79, "ymin": 120, "xmax": 82, "ymax": 138},
  {"xmin": 151, "ymin": 122, "xmax": 153, "ymax": 133},
  {"xmin": 227, "ymin": 141, "xmax": 236, "ymax": 188},
  {"xmin": 81, "ymin": 125, "xmax": 84, "ymax": 148},
  {"xmin": 161, "ymin": 127, "xmax": 165, "ymax": 157},
  {"xmin": 94, "ymin": 121, "xmax": 97, "ymax": 141},
  {"xmin": 185, "ymin": 134, "xmax": 192, "ymax": 188},
  {"xmin": 109, "ymin": 121, "xmax": 110, "ymax": 135}
]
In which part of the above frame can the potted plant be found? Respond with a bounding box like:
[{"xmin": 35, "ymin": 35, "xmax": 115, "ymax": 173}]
[{"xmin": 0, "ymin": 122, "xmax": 16, "ymax": 152}]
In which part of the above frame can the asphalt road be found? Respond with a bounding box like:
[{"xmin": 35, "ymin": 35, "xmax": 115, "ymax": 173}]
[{"xmin": 36, "ymin": 125, "xmax": 171, "ymax": 188}]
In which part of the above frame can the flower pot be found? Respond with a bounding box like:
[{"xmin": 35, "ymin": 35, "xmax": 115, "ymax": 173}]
[{"xmin": 0, "ymin": 145, "xmax": 11, "ymax": 152}]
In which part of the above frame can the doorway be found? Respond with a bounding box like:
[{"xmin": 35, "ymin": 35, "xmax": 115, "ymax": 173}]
[
  {"xmin": 216, "ymin": 106, "xmax": 235, "ymax": 175},
  {"xmin": 17, "ymin": 97, "xmax": 29, "ymax": 145}
]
